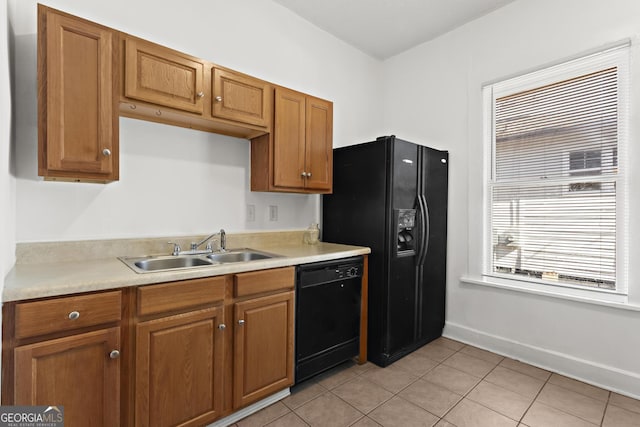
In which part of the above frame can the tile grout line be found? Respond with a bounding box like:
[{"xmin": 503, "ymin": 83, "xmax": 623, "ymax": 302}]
[
  {"xmin": 516, "ymin": 368, "xmax": 552, "ymax": 425},
  {"xmin": 600, "ymin": 391, "xmax": 612, "ymax": 427}
]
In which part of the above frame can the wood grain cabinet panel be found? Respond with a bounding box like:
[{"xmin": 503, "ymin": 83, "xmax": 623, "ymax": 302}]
[
  {"xmin": 305, "ymin": 96, "xmax": 333, "ymax": 191},
  {"xmin": 14, "ymin": 327, "xmax": 121, "ymax": 427},
  {"xmin": 252, "ymin": 87, "xmax": 333, "ymax": 193},
  {"xmin": 273, "ymin": 88, "xmax": 307, "ymax": 189},
  {"xmin": 137, "ymin": 276, "xmax": 226, "ymax": 317},
  {"xmin": 233, "ymin": 291, "xmax": 294, "ymax": 408},
  {"xmin": 15, "ymin": 290, "xmax": 122, "ymax": 339},
  {"xmin": 135, "ymin": 306, "xmax": 225, "ymax": 427},
  {"xmin": 212, "ymin": 68, "xmax": 272, "ymax": 127},
  {"xmin": 38, "ymin": 5, "xmax": 119, "ymax": 182},
  {"xmin": 124, "ymin": 37, "xmax": 205, "ymax": 114},
  {"xmin": 234, "ymin": 267, "xmax": 295, "ymax": 298}
]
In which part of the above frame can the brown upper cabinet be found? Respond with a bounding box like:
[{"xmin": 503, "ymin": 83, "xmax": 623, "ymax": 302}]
[
  {"xmin": 251, "ymin": 87, "xmax": 333, "ymax": 193},
  {"xmin": 212, "ymin": 68, "xmax": 272, "ymax": 127},
  {"xmin": 37, "ymin": 5, "xmax": 332, "ymax": 192},
  {"xmin": 124, "ymin": 37, "xmax": 206, "ymax": 115},
  {"xmin": 38, "ymin": 5, "xmax": 119, "ymax": 182}
]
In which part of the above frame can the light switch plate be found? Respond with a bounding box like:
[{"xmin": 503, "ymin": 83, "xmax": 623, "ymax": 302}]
[
  {"xmin": 269, "ymin": 205, "xmax": 278, "ymax": 221},
  {"xmin": 247, "ymin": 204, "xmax": 255, "ymax": 222}
]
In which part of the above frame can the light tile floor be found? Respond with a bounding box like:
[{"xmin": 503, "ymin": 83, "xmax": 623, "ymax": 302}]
[{"xmin": 234, "ymin": 338, "xmax": 640, "ymax": 427}]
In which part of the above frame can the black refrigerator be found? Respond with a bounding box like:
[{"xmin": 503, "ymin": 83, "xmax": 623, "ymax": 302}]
[{"xmin": 323, "ymin": 135, "xmax": 448, "ymax": 367}]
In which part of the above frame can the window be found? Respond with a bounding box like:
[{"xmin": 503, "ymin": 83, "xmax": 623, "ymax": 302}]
[
  {"xmin": 483, "ymin": 45, "xmax": 628, "ymax": 296},
  {"xmin": 567, "ymin": 150, "xmax": 603, "ymax": 192}
]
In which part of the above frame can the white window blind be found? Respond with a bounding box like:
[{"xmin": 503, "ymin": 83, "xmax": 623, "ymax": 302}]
[{"xmin": 485, "ymin": 45, "xmax": 628, "ymax": 294}]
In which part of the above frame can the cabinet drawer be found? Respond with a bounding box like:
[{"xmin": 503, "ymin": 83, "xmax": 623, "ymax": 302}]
[
  {"xmin": 234, "ymin": 267, "xmax": 295, "ymax": 298},
  {"xmin": 137, "ymin": 276, "xmax": 226, "ymax": 317},
  {"xmin": 15, "ymin": 291, "xmax": 122, "ymax": 339}
]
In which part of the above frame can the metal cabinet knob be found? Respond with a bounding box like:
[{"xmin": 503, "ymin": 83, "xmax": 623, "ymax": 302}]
[
  {"xmin": 238, "ymin": 319, "xmax": 245, "ymax": 325},
  {"xmin": 215, "ymin": 96, "xmax": 223, "ymax": 102},
  {"xmin": 102, "ymin": 148, "xmax": 111, "ymax": 157},
  {"xmin": 301, "ymin": 171, "xmax": 308, "ymax": 177},
  {"xmin": 109, "ymin": 350, "xmax": 120, "ymax": 359},
  {"xmin": 218, "ymin": 324, "xmax": 226, "ymax": 330},
  {"xmin": 307, "ymin": 172, "xmax": 312, "ymax": 178},
  {"xmin": 197, "ymin": 91, "xmax": 205, "ymax": 98},
  {"xmin": 68, "ymin": 311, "xmax": 80, "ymax": 320}
]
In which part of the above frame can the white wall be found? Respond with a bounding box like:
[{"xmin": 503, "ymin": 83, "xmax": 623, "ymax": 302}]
[
  {"xmin": 383, "ymin": 0, "xmax": 640, "ymax": 397},
  {"xmin": 10, "ymin": 0, "xmax": 383, "ymax": 242},
  {"xmin": 2, "ymin": 1, "xmax": 15, "ymax": 273}
]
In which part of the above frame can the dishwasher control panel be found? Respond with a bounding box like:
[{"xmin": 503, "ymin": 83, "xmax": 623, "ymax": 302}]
[
  {"xmin": 335, "ymin": 265, "xmax": 361, "ymax": 279},
  {"xmin": 297, "ymin": 256, "xmax": 364, "ymax": 287}
]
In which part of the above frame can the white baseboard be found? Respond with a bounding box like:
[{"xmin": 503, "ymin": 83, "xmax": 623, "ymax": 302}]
[
  {"xmin": 444, "ymin": 322, "xmax": 640, "ymax": 400},
  {"xmin": 207, "ymin": 389, "xmax": 290, "ymax": 427}
]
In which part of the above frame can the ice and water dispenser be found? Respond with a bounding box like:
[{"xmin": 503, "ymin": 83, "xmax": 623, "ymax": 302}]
[{"xmin": 395, "ymin": 208, "xmax": 416, "ymax": 255}]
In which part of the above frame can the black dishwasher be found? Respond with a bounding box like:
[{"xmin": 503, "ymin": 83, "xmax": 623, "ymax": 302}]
[{"xmin": 295, "ymin": 256, "xmax": 363, "ymax": 383}]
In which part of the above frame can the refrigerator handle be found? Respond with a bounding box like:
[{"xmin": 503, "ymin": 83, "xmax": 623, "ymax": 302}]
[
  {"xmin": 419, "ymin": 195, "xmax": 430, "ymax": 266},
  {"xmin": 416, "ymin": 195, "xmax": 427, "ymax": 265}
]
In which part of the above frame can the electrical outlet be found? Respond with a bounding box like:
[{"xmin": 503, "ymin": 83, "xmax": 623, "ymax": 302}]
[
  {"xmin": 247, "ymin": 204, "xmax": 255, "ymax": 222},
  {"xmin": 269, "ymin": 205, "xmax": 278, "ymax": 221}
]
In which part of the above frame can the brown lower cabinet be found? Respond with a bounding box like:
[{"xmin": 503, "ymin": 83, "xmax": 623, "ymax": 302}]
[
  {"xmin": 233, "ymin": 291, "xmax": 295, "ymax": 408},
  {"xmin": 135, "ymin": 306, "xmax": 225, "ymax": 427},
  {"xmin": 3, "ymin": 290, "xmax": 123, "ymax": 426},
  {"xmin": 4, "ymin": 267, "xmax": 297, "ymax": 427},
  {"xmin": 14, "ymin": 327, "xmax": 121, "ymax": 426}
]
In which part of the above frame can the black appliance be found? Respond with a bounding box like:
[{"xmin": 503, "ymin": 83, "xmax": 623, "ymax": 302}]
[
  {"xmin": 323, "ymin": 135, "xmax": 448, "ymax": 367},
  {"xmin": 295, "ymin": 256, "xmax": 363, "ymax": 383}
]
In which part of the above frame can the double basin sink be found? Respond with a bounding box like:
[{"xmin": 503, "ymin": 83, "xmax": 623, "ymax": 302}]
[{"xmin": 119, "ymin": 248, "xmax": 280, "ymax": 274}]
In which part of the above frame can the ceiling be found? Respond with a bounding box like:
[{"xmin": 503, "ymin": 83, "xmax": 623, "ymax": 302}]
[{"xmin": 272, "ymin": 0, "xmax": 517, "ymax": 60}]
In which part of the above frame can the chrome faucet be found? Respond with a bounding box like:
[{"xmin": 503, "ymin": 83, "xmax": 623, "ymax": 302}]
[
  {"xmin": 219, "ymin": 229, "xmax": 227, "ymax": 252},
  {"xmin": 189, "ymin": 229, "xmax": 226, "ymax": 254},
  {"xmin": 191, "ymin": 232, "xmax": 216, "ymax": 252}
]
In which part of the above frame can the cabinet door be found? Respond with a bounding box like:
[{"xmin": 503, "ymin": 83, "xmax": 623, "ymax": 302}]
[
  {"xmin": 39, "ymin": 6, "xmax": 118, "ymax": 180},
  {"xmin": 135, "ymin": 307, "xmax": 224, "ymax": 427},
  {"xmin": 213, "ymin": 68, "xmax": 271, "ymax": 127},
  {"xmin": 14, "ymin": 327, "xmax": 120, "ymax": 427},
  {"xmin": 233, "ymin": 291, "xmax": 294, "ymax": 408},
  {"xmin": 124, "ymin": 38, "xmax": 205, "ymax": 114},
  {"xmin": 305, "ymin": 96, "xmax": 333, "ymax": 191},
  {"xmin": 273, "ymin": 88, "xmax": 306, "ymax": 189}
]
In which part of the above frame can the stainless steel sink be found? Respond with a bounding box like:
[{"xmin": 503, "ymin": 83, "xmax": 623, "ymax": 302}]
[
  {"xmin": 119, "ymin": 248, "xmax": 280, "ymax": 274},
  {"xmin": 206, "ymin": 251, "xmax": 272, "ymax": 263},
  {"xmin": 132, "ymin": 256, "xmax": 216, "ymax": 272}
]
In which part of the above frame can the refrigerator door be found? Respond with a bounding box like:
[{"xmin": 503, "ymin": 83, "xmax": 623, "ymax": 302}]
[
  {"xmin": 417, "ymin": 147, "xmax": 449, "ymax": 341},
  {"xmin": 385, "ymin": 138, "xmax": 419, "ymax": 358}
]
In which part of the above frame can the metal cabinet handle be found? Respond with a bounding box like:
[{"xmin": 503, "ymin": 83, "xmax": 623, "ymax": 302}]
[
  {"xmin": 215, "ymin": 96, "xmax": 222, "ymax": 102},
  {"xmin": 238, "ymin": 319, "xmax": 245, "ymax": 325},
  {"xmin": 68, "ymin": 311, "xmax": 80, "ymax": 320},
  {"xmin": 102, "ymin": 148, "xmax": 111, "ymax": 157},
  {"xmin": 197, "ymin": 91, "xmax": 205, "ymax": 98},
  {"xmin": 109, "ymin": 350, "xmax": 120, "ymax": 359},
  {"xmin": 218, "ymin": 324, "xmax": 226, "ymax": 330}
]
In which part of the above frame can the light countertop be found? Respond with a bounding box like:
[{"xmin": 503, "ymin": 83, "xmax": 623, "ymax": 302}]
[{"xmin": 4, "ymin": 240, "xmax": 370, "ymax": 302}]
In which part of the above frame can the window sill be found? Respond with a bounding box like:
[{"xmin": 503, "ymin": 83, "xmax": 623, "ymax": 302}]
[{"xmin": 460, "ymin": 275, "xmax": 640, "ymax": 312}]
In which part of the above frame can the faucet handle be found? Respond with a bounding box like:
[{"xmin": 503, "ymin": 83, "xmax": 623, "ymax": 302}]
[
  {"xmin": 219, "ymin": 229, "xmax": 227, "ymax": 252},
  {"xmin": 167, "ymin": 242, "xmax": 181, "ymax": 256}
]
